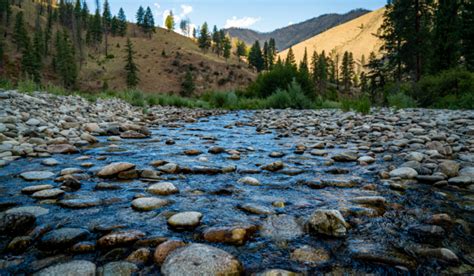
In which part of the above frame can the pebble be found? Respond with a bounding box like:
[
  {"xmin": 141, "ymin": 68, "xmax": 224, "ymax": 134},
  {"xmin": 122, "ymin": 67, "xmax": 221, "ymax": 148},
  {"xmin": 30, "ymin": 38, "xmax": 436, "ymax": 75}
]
[
  {"xmin": 131, "ymin": 197, "xmax": 169, "ymax": 211},
  {"xmin": 147, "ymin": 182, "xmax": 179, "ymax": 195},
  {"xmin": 167, "ymin": 212, "xmax": 203, "ymax": 229}
]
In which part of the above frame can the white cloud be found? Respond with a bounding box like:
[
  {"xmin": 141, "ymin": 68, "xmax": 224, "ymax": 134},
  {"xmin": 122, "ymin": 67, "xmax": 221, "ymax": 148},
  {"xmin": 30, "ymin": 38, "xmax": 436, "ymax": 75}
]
[
  {"xmin": 180, "ymin": 4, "xmax": 193, "ymax": 18},
  {"xmin": 224, "ymin": 16, "xmax": 261, "ymax": 29},
  {"xmin": 154, "ymin": 2, "xmax": 162, "ymax": 16},
  {"xmin": 288, "ymin": 21, "xmax": 293, "ymax": 26}
]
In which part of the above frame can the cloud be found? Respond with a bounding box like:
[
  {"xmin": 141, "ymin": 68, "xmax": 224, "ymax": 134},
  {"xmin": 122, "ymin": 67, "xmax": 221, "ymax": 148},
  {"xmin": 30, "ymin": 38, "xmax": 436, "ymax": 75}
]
[
  {"xmin": 154, "ymin": 2, "xmax": 162, "ymax": 16},
  {"xmin": 180, "ymin": 4, "xmax": 193, "ymax": 17},
  {"xmin": 224, "ymin": 16, "xmax": 261, "ymax": 29}
]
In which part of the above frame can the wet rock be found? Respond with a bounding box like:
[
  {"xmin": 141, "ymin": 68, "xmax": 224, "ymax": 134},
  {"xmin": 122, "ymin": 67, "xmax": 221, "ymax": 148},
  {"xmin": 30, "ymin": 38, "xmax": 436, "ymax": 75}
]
[
  {"xmin": 413, "ymin": 247, "xmax": 459, "ymax": 264},
  {"xmin": 42, "ymin": 158, "xmax": 59, "ymax": 166},
  {"xmin": 0, "ymin": 212, "xmax": 36, "ymax": 235},
  {"xmin": 389, "ymin": 167, "xmax": 418, "ymax": 179},
  {"xmin": 459, "ymin": 167, "xmax": 474, "ymax": 177},
  {"xmin": 47, "ymin": 144, "xmax": 79, "ymax": 154},
  {"xmin": 256, "ymin": 269, "xmax": 302, "ymax": 276},
  {"xmin": 58, "ymin": 197, "xmax": 102, "ymax": 209},
  {"xmin": 331, "ymin": 151, "xmax": 358, "ymax": 162},
  {"xmin": 307, "ymin": 209, "xmax": 349, "ymax": 237},
  {"xmin": 261, "ymin": 214, "xmax": 303, "ymax": 241},
  {"xmin": 408, "ymin": 224, "xmax": 445, "ymax": 243},
  {"xmin": 97, "ymin": 230, "xmax": 146, "ymax": 248},
  {"xmin": 438, "ymin": 161, "xmax": 460, "ymax": 177},
  {"xmin": 20, "ymin": 171, "xmax": 55, "ymax": 181},
  {"xmin": 184, "ymin": 149, "xmax": 202, "ymax": 156},
  {"xmin": 351, "ymin": 196, "xmax": 386, "ymax": 207},
  {"xmin": 238, "ymin": 176, "xmax": 261, "ymax": 186},
  {"xmin": 6, "ymin": 206, "xmax": 49, "ymax": 217},
  {"xmin": 416, "ymin": 175, "xmax": 445, "ymax": 184},
  {"xmin": 95, "ymin": 182, "xmax": 121, "ymax": 190},
  {"xmin": 35, "ymin": 260, "xmax": 96, "ymax": 276},
  {"xmin": 238, "ymin": 203, "xmax": 274, "ymax": 215},
  {"xmin": 70, "ymin": 242, "xmax": 96, "ymax": 253},
  {"xmin": 39, "ymin": 228, "xmax": 90, "ymax": 250},
  {"xmin": 154, "ymin": 240, "xmax": 186, "ymax": 265},
  {"xmin": 97, "ymin": 162, "xmax": 136, "ymax": 178},
  {"xmin": 358, "ymin": 156, "xmax": 375, "ymax": 164},
  {"xmin": 32, "ymin": 188, "xmax": 65, "ymax": 199},
  {"xmin": 126, "ymin": 248, "xmax": 151, "ymax": 264},
  {"xmin": 290, "ymin": 245, "xmax": 330, "ymax": 265},
  {"xmin": 131, "ymin": 197, "xmax": 169, "ymax": 211},
  {"xmin": 426, "ymin": 213, "xmax": 453, "ymax": 228},
  {"xmin": 120, "ymin": 130, "xmax": 148, "ymax": 139},
  {"xmin": 21, "ymin": 184, "xmax": 54, "ymax": 194},
  {"xmin": 208, "ymin": 146, "xmax": 225, "ymax": 154},
  {"xmin": 158, "ymin": 163, "xmax": 180, "ymax": 174},
  {"xmin": 147, "ymin": 182, "xmax": 179, "ymax": 195},
  {"xmin": 161, "ymin": 244, "xmax": 242, "ymax": 276},
  {"xmin": 97, "ymin": 261, "xmax": 138, "ymax": 276},
  {"xmin": 167, "ymin": 212, "xmax": 202, "ymax": 229},
  {"xmin": 349, "ymin": 241, "xmax": 416, "ymax": 269},
  {"xmin": 262, "ymin": 161, "xmax": 284, "ymax": 172},
  {"xmin": 269, "ymin": 151, "xmax": 285, "ymax": 158},
  {"xmin": 7, "ymin": 236, "xmax": 32, "ymax": 253},
  {"xmin": 448, "ymin": 176, "xmax": 473, "ymax": 186},
  {"xmin": 203, "ymin": 225, "xmax": 257, "ymax": 245}
]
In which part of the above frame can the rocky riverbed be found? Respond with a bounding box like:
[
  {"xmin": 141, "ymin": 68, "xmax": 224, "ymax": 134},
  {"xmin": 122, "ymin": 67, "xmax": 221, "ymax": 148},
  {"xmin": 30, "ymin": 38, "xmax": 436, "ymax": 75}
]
[{"xmin": 0, "ymin": 90, "xmax": 473, "ymax": 275}]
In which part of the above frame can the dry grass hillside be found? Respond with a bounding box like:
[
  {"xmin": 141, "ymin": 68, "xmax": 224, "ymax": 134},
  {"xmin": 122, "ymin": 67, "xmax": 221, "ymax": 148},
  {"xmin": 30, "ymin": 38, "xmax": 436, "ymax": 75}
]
[
  {"xmin": 82, "ymin": 28, "xmax": 255, "ymax": 93},
  {"xmin": 278, "ymin": 8, "xmax": 385, "ymax": 64},
  {"xmin": 3, "ymin": 2, "xmax": 255, "ymax": 94}
]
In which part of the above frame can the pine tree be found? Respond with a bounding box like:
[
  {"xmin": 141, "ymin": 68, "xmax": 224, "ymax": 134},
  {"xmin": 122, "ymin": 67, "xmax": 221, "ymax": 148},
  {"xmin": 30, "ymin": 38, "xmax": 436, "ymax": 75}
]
[
  {"xmin": 136, "ymin": 6, "xmax": 144, "ymax": 28},
  {"xmin": 248, "ymin": 40, "xmax": 264, "ymax": 72},
  {"xmin": 236, "ymin": 40, "xmax": 247, "ymax": 60},
  {"xmin": 366, "ymin": 52, "xmax": 385, "ymax": 102},
  {"xmin": 143, "ymin": 7, "xmax": 155, "ymax": 38},
  {"xmin": 22, "ymin": 35, "xmax": 40, "ymax": 82},
  {"xmin": 55, "ymin": 31, "xmax": 77, "ymax": 88},
  {"xmin": 432, "ymin": 0, "xmax": 461, "ymax": 72},
  {"xmin": 223, "ymin": 36, "xmax": 231, "ymax": 60},
  {"xmin": 33, "ymin": 15, "xmax": 44, "ymax": 78},
  {"xmin": 117, "ymin": 8, "xmax": 127, "ymax": 37},
  {"xmin": 88, "ymin": 2, "xmax": 103, "ymax": 45},
  {"xmin": 267, "ymin": 38, "xmax": 276, "ymax": 70},
  {"xmin": 180, "ymin": 19, "xmax": 189, "ymax": 36},
  {"xmin": 181, "ymin": 69, "xmax": 195, "ymax": 97},
  {"xmin": 341, "ymin": 51, "xmax": 355, "ymax": 92},
  {"xmin": 198, "ymin": 22, "xmax": 211, "ymax": 51},
  {"xmin": 124, "ymin": 38, "xmax": 139, "ymax": 88},
  {"xmin": 316, "ymin": 51, "xmax": 328, "ymax": 94},
  {"xmin": 13, "ymin": 11, "xmax": 28, "ymax": 51},
  {"xmin": 462, "ymin": 0, "xmax": 474, "ymax": 71},
  {"xmin": 299, "ymin": 47, "xmax": 309, "ymax": 75},
  {"xmin": 0, "ymin": 0, "xmax": 12, "ymax": 25},
  {"xmin": 310, "ymin": 50, "xmax": 319, "ymax": 82},
  {"xmin": 263, "ymin": 41, "xmax": 269, "ymax": 70},
  {"xmin": 110, "ymin": 16, "xmax": 119, "ymax": 36},
  {"xmin": 102, "ymin": 0, "xmax": 111, "ymax": 55},
  {"xmin": 81, "ymin": 1, "xmax": 89, "ymax": 28},
  {"xmin": 285, "ymin": 47, "xmax": 296, "ymax": 69},
  {"xmin": 165, "ymin": 11, "xmax": 175, "ymax": 32}
]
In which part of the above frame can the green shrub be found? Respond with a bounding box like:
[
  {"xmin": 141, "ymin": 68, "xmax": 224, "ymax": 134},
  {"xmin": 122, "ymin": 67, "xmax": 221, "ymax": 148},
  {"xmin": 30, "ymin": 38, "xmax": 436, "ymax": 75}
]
[
  {"xmin": 414, "ymin": 69, "xmax": 474, "ymax": 108},
  {"xmin": 387, "ymin": 91, "xmax": 417, "ymax": 109},
  {"xmin": 17, "ymin": 79, "xmax": 39, "ymax": 93},
  {"xmin": 265, "ymin": 80, "xmax": 313, "ymax": 109},
  {"xmin": 265, "ymin": 89, "xmax": 291, "ymax": 109},
  {"xmin": 0, "ymin": 79, "xmax": 14, "ymax": 90},
  {"xmin": 340, "ymin": 96, "xmax": 371, "ymax": 114}
]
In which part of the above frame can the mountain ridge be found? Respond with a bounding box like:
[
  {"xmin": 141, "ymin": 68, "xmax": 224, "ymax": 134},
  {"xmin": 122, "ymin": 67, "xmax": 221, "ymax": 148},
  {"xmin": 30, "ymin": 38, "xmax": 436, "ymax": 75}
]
[{"xmin": 225, "ymin": 9, "xmax": 370, "ymax": 51}]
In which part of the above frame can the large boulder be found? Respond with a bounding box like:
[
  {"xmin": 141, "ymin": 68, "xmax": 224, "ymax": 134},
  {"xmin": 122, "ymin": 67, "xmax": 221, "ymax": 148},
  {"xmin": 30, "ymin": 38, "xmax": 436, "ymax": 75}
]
[{"xmin": 161, "ymin": 244, "xmax": 242, "ymax": 276}]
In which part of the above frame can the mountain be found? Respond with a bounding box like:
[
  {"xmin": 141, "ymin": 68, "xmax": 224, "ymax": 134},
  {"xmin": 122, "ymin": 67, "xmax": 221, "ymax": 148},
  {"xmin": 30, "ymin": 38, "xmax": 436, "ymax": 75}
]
[
  {"xmin": 225, "ymin": 9, "xmax": 370, "ymax": 51},
  {"xmin": 2, "ymin": 2, "xmax": 255, "ymax": 94},
  {"xmin": 278, "ymin": 8, "xmax": 385, "ymax": 65}
]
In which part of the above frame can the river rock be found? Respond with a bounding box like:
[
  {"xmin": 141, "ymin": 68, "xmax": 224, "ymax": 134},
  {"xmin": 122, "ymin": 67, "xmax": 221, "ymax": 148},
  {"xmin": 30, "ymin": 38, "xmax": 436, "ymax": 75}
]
[
  {"xmin": 203, "ymin": 225, "xmax": 257, "ymax": 245},
  {"xmin": 126, "ymin": 248, "xmax": 151, "ymax": 264},
  {"xmin": 97, "ymin": 162, "xmax": 136, "ymax": 178},
  {"xmin": 154, "ymin": 240, "xmax": 186, "ymax": 265},
  {"xmin": 256, "ymin": 269, "xmax": 302, "ymax": 276},
  {"xmin": 21, "ymin": 184, "xmax": 54, "ymax": 194},
  {"xmin": 438, "ymin": 161, "xmax": 460, "ymax": 177},
  {"xmin": 97, "ymin": 261, "xmax": 138, "ymax": 276},
  {"xmin": 158, "ymin": 163, "xmax": 180, "ymax": 174},
  {"xmin": 161, "ymin": 244, "xmax": 242, "ymax": 276},
  {"xmin": 147, "ymin": 182, "xmax": 179, "ymax": 195},
  {"xmin": 389, "ymin": 167, "xmax": 418, "ymax": 179},
  {"xmin": 6, "ymin": 206, "xmax": 49, "ymax": 217},
  {"xmin": 290, "ymin": 245, "xmax": 330, "ymax": 265},
  {"xmin": 168, "ymin": 212, "xmax": 203, "ymax": 229},
  {"xmin": 47, "ymin": 144, "xmax": 79, "ymax": 154},
  {"xmin": 413, "ymin": 247, "xmax": 459, "ymax": 264},
  {"xmin": 59, "ymin": 197, "xmax": 102, "ymax": 209},
  {"xmin": 238, "ymin": 176, "xmax": 261, "ymax": 186},
  {"xmin": 20, "ymin": 171, "xmax": 55, "ymax": 181},
  {"xmin": 42, "ymin": 158, "xmax": 59, "ymax": 166},
  {"xmin": 131, "ymin": 197, "xmax": 169, "ymax": 211},
  {"xmin": 35, "ymin": 260, "xmax": 96, "ymax": 276},
  {"xmin": 448, "ymin": 176, "xmax": 473, "ymax": 186},
  {"xmin": 97, "ymin": 230, "xmax": 146, "ymax": 248},
  {"xmin": 0, "ymin": 212, "xmax": 36, "ymax": 235},
  {"xmin": 261, "ymin": 214, "xmax": 303, "ymax": 241},
  {"xmin": 262, "ymin": 161, "xmax": 284, "ymax": 172},
  {"xmin": 238, "ymin": 203, "xmax": 274, "ymax": 215},
  {"xmin": 31, "ymin": 188, "xmax": 64, "ymax": 199},
  {"xmin": 307, "ymin": 209, "xmax": 349, "ymax": 237},
  {"xmin": 39, "ymin": 228, "xmax": 90, "ymax": 250},
  {"xmin": 331, "ymin": 151, "xmax": 358, "ymax": 162}
]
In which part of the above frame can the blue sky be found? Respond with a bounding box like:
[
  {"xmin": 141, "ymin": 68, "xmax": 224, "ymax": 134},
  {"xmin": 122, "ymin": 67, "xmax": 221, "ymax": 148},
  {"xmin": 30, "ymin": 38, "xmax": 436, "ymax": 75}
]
[{"xmin": 92, "ymin": 0, "xmax": 386, "ymax": 32}]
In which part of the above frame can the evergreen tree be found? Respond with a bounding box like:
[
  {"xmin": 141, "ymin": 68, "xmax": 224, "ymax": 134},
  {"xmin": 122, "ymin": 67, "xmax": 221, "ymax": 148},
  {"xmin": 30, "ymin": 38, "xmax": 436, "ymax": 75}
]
[
  {"xmin": 33, "ymin": 15, "xmax": 44, "ymax": 75},
  {"xmin": 285, "ymin": 47, "xmax": 296, "ymax": 69},
  {"xmin": 81, "ymin": 1, "xmax": 89, "ymax": 28},
  {"xmin": 143, "ymin": 6, "xmax": 155, "ymax": 37},
  {"xmin": 110, "ymin": 16, "xmax": 118, "ymax": 36},
  {"xmin": 165, "ymin": 11, "xmax": 175, "ymax": 31},
  {"xmin": 22, "ymin": 36, "xmax": 41, "ymax": 83},
  {"xmin": 198, "ymin": 22, "xmax": 211, "ymax": 51},
  {"xmin": 267, "ymin": 38, "xmax": 276, "ymax": 70},
  {"xmin": 432, "ymin": 0, "xmax": 461, "ymax": 72},
  {"xmin": 248, "ymin": 40, "xmax": 264, "ymax": 72},
  {"xmin": 117, "ymin": 7, "xmax": 127, "ymax": 37},
  {"xmin": 223, "ymin": 36, "xmax": 231, "ymax": 60},
  {"xmin": 263, "ymin": 41, "xmax": 269, "ymax": 70},
  {"xmin": 316, "ymin": 51, "xmax": 328, "ymax": 94},
  {"xmin": 236, "ymin": 40, "xmax": 247, "ymax": 60},
  {"xmin": 462, "ymin": 0, "xmax": 474, "ymax": 71},
  {"xmin": 88, "ymin": 2, "xmax": 103, "ymax": 45},
  {"xmin": 180, "ymin": 19, "xmax": 189, "ymax": 36},
  {"xmin": 103, "ymin": 0, "xmax": 111, "ymax": 55},
  {"xmin": 341, "ymin": 51, "xmax": 355, "ymax": 92},
  {"xmin": 310, "ymin": 50, "xmax": 319, "ymax": 82},
  {"xmin": 55, "ymin": 31, "xmax": 77, "ymax": 88},
  {"xmin": 136, "ymin": 6, "xmax": 144, "ymax": 28},
  {"xmin": 181, "ymin": 69, "xmax": 195, "ymax": 97},
  {"xmin": 328, "ymin": 49, "xmax": 340, "ymax": 88},
  {"xmin": 124, "ymin": 38, "xmax": 139, "ymax": 88},
  {"xmin": 366, "ymin": 51, "xmax": 385, "ymax": 102},
  {"xmin": 299, "ymin": 47, "xmax": 309, "ymax": 75},
  {"xmin": 13, "ymin": 11, "xmax": 28, "ymax": 51},
  {"xmin": 0, "ymin": 0, "xmax": 12, "ymax": 25}
]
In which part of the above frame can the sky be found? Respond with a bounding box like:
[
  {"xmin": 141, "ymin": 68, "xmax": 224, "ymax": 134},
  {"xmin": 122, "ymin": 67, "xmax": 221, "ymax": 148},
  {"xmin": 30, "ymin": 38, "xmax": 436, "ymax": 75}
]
[{"xmin": 90, "ymin": 0, "xmax": 386, "ymax": 33}]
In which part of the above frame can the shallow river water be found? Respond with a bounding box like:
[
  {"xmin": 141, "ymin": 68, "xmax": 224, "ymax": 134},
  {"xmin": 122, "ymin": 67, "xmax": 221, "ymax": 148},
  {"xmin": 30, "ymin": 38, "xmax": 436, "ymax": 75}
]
[{"xmin": 1, "ymin": 111, "xmax": 473, "ymax": 274}]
